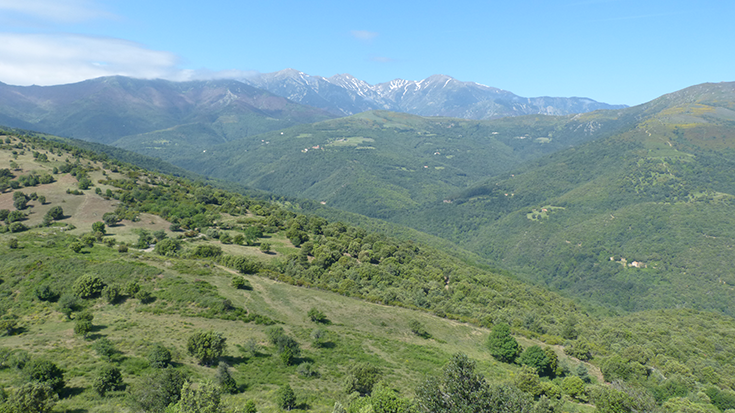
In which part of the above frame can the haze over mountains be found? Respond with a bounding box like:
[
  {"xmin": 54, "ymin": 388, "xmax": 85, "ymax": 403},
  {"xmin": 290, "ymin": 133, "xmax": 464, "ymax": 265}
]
[
  {"xmin": 0, "ymin": 76, "xmax": 336, "ymax": 145},
  {"xmin": 241, "ymin": 69, "xmax": 627, "ymax": 118}
]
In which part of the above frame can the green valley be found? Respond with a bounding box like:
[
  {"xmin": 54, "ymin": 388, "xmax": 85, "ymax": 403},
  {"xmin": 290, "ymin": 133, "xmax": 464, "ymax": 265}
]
[{"xmin": 2, "ymin": 129, "xmax": 735, "ymax": 413}]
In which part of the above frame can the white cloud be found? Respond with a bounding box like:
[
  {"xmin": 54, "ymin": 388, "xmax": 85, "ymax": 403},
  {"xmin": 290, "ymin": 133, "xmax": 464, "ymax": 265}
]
[
  {"xmin": 351, "ymin": 30, "xmax": 379, "ymax": 41},
  {"xmin": 176, "ymin": 68, "xmax": 262, "ymax": 82},
  {"xmin": 0, "ymin": 0, "xmax": 115, "ymax": 24},
  {"xmin": 0, "ymin": 33, "xmax": 180, "ymax": 86}
]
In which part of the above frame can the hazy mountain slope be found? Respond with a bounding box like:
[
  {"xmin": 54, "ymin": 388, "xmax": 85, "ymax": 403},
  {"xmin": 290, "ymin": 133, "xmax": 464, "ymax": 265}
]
[
  {"xmin": 242, "ymin": 69, "xmax": 627, "ymax": 118},
  {"xmin": 140, "ymin": 109, "xmax": 631, "ymax": 218},
  {"xmin": 0, "ymin": 76, "xmax": 335, "ymax": 145},
  {"xmin": 390, "ymin": 82, "xmax": 735, "ymax": 314}
]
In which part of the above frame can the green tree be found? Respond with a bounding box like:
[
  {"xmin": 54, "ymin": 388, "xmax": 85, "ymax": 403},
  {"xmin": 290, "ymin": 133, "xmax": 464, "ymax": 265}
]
[
  {"xmin": 415, "ymin": 352, "xmax": 534, "ymax": 413},
  {"xmin": 487, "ymin": 323, "xmax": 521, "ymax": 363},
  {"xmin": 45, "ymin": 206, "xmax": 64, "ymax": 221},
  {"xmin": 187, "ymin": 331, "xmax": 226, "ymax": 366},
  {"xmin": 102, "ymin": 212, "xmax": 119, "ymax": 227},
  {"xmin": 129, "ymin": 367, "xmax": 188, "ymax": 413},
  {"xmin": 370, "ymin": 382, "xmax": 414, "ymax": 413},
  {"xmin": 514, "ymin": 365, "xmax": 543, "ymax": 397},
  {"xmin": 277, "ymin": 384, "xmax": 296, "ymax": 411},
  {"xmin": 562, "ymin": 376, "xmax": 587, "ymax": 401},
  {"xmin": 92, "ymin": 364, "xmax": 125, "ymax": 396},
  {"xmin": 275, "ymin": 335, "xmax": 301, "ymax": 366},
  {"xmin": 519, "ymin": 345, "xmax": 551, "ymax": 376},
  {"xmin": 12, "ymin": 191, "xmax": 28, "ymax": 210},
  {"xmin": 72, "ymin": 274, "xmax": 106, "ymax": 298},
  {"xmin": 216, "ymin": 362, "xmax": 238, "ymax": 394},
  {"xmin": 92, "ymin": 221, "xmax": 106, "ymax": 234},
  {"xmin": 173, "ymin": 380, "xmax": 221, "ymax": 413}
]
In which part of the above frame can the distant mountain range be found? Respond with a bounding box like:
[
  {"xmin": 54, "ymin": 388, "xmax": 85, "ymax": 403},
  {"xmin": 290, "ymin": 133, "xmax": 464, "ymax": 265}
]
[
  {"xmin": 0, "ymin": 73, "xmax": 624, "ymax": 149},
  {"xmin": 241, "ymin": 69, "xmax": 627, "ymax": 118},
  {"xmin": 0, "ymin": 76, "xmax": 335, "ymax": 145}
]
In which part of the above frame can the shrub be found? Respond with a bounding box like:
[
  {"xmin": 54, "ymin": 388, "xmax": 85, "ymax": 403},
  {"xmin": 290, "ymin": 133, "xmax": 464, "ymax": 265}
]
[
  {"xmin": 136, "ymin": 289, "xmax": 155, "ymax": 304},
  {"xmin": 564, "ymin": 339, "xmax": 592, "ymax": 361},
  {"xmin": 92, "ymin": 221, "xmax": 106, "ymax": 234},
  {"xmin": 93, "ymin": 338, "xmax": 117, "ymax": 361},
  {"xmin": 242, "ymin": 400, "xmax": 257, "ymax": 413},
  {"xmin": 153, "ymin": 229, "xmax": 166, "ymax": 241},
  {"xmin": 177, "ymin": 380, "xmax": 222, "ymax": 413},
  {"xmin": 277, "ymin": 384, "xmax": 296, "ymax": 410},
  {"xmin": 7, "ymin": 210, "xmax": 25, "ymax": 223},
  {"xmin": 69, "ymin": 242, "xmax": 83, "ymax": 253},
  {"xmin": 12, "ymin": 191, "xmax": 28, "ymax": 210},
  {"xmin": 34, "ymin": 285, "xmax": 56, "ymax": 302},
  {"xmin": 148, "ymin": 344, "xmax": 173, "ymax": 368},
  {"xmin": 310, "ymin": 328, "xmax": 326, "ymax": 347},
  {"xmin": 92, "ymin": 365, "xmax": 124, "ymax": 396},
  {"xmin": 231, "ymin": 276, "xmax": 251, "ymax": 290},
  {"xmin": 8, "ymin": 237, "xmax": 18, "ymax": 249},
  {"xmin": 216, "ymin": 363, "xmax": 238, "ymax": 394},
  {"xmin": 74, "ymin": 319, "xmax": 92, "ymax": 337},
  {"xmin": 192, "ymin": 244, "xmax": 223, "ymax": 258},
  {"xmin": 23, "ymin": 359, "xmax": 65, "ymax": 393},
  {"xmin": 297, "ymin": 362, "xmax": 318, "ymax": 378},
  {"xmin": 101, "ymin": 284, "xmax": 122, "ymax": 304},
  {"xmin": 0, "ymin": 319, "xmax": 20, "ymax": 336},
  {"xmin": 8, "ymin": 221, "xmax": 28, "ymax": 233},
  {"xmin": 275, "ymin": 335, "xmax": 301, "ymax": 366},
  {"xmin": 5, "ymin": 382, "xmax": 58, "ymax": 413},
  {"xmin": 124, "ymin": 281, "xmax": 141, "ymax": 296},
  {"xmin": 129, "ymin": 367, "xmax": 187, "ymax": 413},
  {"xmin": 57, "ymin": 294, "xmax": 81, "ymax": 319},
  {"xmin": 154, "ymin": 238, "xmax": 181, "ymax": 256},
  {"xmin": 187, "ymin": 331, "xmax": 227, "ymax": 366},
  {"xmin": 344, "ymin": 362, "xmax": 381, "ymax": 396},
  {"xmin": 259, "ymin": 242, "xmax": 271, "ymax": 253},
  {"xmin": 45, "ymin": 206, "xmax": 64, "ymax": 221},
  {"xmin": 409, "ymin": 320, "xmax": 430, "ymax": 338},
  {"xmin": 72, "ymin": 274, "xmax": 105, "ymax": 298},
  {"xmin": 307, "ymin": 307, "xmax": 328, "ymax": 323},
  {"xmin": 117, "ymin": 243, "xmax": 128, "ymax": 253},
  {"xmin": 266, "ymin": 326, "xmax": 285, "ymax": 344}
]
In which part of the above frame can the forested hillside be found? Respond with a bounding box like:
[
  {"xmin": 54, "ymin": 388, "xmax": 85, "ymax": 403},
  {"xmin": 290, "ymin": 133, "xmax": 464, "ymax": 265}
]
[
  {"xmin": 142, "ymin": 109, "xmax": 631, "ymax": 218},
  {"xmin": 387, "ymin": 82, "xmax": 735, "ymax": 315},
  {"xmin": 1, "ymin": 130, "xmax": 735, "ymax": 412}
]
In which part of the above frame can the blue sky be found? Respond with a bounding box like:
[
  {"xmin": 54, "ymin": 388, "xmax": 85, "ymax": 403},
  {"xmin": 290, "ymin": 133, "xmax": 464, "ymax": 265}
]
[{"xmin": 0, "ymin": 0, "xmax": 732, "ymax": 105}]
